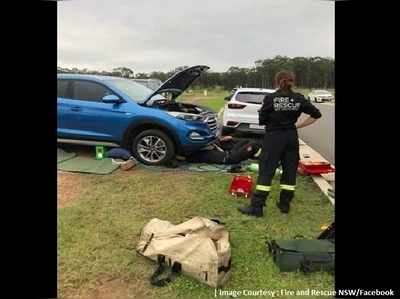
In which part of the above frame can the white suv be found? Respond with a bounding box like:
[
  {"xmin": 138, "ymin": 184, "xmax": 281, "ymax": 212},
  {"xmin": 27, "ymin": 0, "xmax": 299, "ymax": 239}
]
[
  {"xmin": 220, "ymin": 88, "xmax": 275, "ymax": 135},
  {"xmin": 308, "ymin": 90, "xmax": 334, "ymax": 103}
]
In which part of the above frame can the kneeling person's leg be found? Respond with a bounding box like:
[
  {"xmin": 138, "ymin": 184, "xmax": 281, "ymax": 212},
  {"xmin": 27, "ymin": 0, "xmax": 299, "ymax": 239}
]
[{"xmin": 185, "ymin": 150, "xmax": 226, "ymax": 164}]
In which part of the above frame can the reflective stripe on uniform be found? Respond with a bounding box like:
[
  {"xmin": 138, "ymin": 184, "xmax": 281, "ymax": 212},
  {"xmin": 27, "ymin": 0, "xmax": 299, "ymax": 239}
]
[
  {"xmin": 256, "ymin": 185, "xmax": 271, "ymax": 192},
  {"xmin": 254, "ymin": 149, "xmax": 262, "ymax": 158},
  {"xmin": 280, "ymin": 184, "xmax": 295, "ymax": 191}
]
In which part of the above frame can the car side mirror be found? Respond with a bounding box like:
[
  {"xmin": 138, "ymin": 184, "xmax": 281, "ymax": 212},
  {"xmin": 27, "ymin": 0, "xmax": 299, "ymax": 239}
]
[
  {"xmin": 224, "ymin": 96, "xmax": 231, "ymax": 101},
  {"xmin": 102, "ymin": 94, "xmax": 122, "ymax": 103}
]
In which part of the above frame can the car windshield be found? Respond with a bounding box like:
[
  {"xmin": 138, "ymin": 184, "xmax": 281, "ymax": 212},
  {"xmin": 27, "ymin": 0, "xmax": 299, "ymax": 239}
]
[
  {"xmin": 235, "ymin": 92, "xmax": 270, "ymax": 104},
  {"xmin": 132, "ymin": 79, "xmax": 162, "ymax": 91},
  {"xmin": 105, "ymin": 78, "xmax": 164, "ymax": 103},
  {"xmin": 314, "ymin": 90, "xmax": 330, "ymax": 95}
]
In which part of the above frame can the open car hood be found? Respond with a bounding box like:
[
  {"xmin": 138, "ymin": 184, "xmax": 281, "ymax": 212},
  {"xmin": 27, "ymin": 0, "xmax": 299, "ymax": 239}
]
[{"xmin": 143, "ymin": 65, "xmax": 209, "ymax": 104}]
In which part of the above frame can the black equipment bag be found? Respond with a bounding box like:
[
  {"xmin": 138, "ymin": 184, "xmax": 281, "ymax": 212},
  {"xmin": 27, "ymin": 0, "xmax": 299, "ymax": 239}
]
[{"xmin": 266, "ymin": 223, "xmax": 335, "ymax": 273}]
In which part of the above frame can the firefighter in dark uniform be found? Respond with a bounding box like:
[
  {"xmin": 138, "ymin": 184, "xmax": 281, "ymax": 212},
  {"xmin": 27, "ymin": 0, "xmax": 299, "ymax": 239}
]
[{"xmin": 238, "ymin": 70, "xmax": 322, "ymax": 217}]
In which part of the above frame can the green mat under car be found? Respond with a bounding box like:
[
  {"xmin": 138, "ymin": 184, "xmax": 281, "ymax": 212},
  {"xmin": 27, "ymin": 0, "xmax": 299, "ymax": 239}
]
[
  {"xmin": 140, "ymin": 160, "xmax": 251, "ymax": 172},
  {"xmin": 57, "ymin": 147, "xmax": 253, "ymax": 174},
  {"xmin": 57, "ymin": 148, "xmax": 77, "ymax": 163},
  {"xmin": 57, "ymin": 155, "xmax": 119, "ymax": 175}
]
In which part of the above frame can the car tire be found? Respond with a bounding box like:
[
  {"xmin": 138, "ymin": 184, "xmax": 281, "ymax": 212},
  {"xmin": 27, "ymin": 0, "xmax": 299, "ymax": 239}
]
[{"xmin": 132, "ymin": 129, "xmax": 175, "ymax": 166}]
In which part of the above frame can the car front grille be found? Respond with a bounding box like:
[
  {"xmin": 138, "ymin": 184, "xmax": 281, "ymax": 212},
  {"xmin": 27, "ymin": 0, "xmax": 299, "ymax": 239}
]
[{"xmin": 203, "ymin": 113, "xmax": 218, "ymax": 133}]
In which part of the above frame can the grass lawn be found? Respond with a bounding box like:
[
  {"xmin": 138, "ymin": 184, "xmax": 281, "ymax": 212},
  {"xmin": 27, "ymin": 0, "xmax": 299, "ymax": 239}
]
[
  {"xmin": 178, "ymin": 89, "xmax": 229, "ymax": 113},
  {"xmin": 58, "ymin": 169, "xmax": 334, "ymax": 299},
  {"xmin": 58, "ymin": 88, "xmax": 335, "ymax": 298}
]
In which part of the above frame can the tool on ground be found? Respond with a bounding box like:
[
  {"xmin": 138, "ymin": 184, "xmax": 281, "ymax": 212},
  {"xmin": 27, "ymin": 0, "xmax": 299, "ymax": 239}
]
[
  {"xmin": 95, "ymin": 145, "xmax": 106, "ymax": 160},
  {"xmin": 136, "ymin": 217, "xmax": 231, "ymax": 288},
  {"xmin": 229, "ymin": 175, "xmax": 253, "ymax": 198}
]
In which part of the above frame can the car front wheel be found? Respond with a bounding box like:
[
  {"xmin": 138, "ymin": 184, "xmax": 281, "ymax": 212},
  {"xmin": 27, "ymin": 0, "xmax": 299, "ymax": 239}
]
[{"xmin": 132, "ymin": 129, "xmax": 175, "ymax": 166}]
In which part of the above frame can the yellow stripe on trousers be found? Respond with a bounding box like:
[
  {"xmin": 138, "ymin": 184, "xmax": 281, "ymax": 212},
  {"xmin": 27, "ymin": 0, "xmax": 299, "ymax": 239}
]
[
  {"xmin": 280, "ymin": 184, "xmax": 295, "ymax": 191},
  {"xmin": 256, "ymin": 185, "xmax": 271, "ymax": 192}
]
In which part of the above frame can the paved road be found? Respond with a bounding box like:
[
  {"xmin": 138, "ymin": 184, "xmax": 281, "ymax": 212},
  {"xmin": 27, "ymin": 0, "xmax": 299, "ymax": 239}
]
[
  {"xmin": 217, "ymin": 102, "xmax": 335, "ymax": 164},
  {"xmin": 297, "ymin": 102, "xmax": 335, "ymax": 164}
]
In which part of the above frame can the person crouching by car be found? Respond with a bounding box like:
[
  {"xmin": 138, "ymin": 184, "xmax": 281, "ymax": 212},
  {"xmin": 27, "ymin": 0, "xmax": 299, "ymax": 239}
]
[
  {"xmin": 179, "ymin": 135, "xmax": 262, "ymax": 165},
  {"xmin": 238, "ymin": 70, "xmax": 322, "ymax": 217}
]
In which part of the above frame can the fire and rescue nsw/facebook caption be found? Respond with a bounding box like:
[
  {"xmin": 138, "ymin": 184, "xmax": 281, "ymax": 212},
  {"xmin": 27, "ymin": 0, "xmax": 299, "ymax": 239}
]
[{"xmin": 214, "ymin": 288, "xmax": 335, "ymax": 297}]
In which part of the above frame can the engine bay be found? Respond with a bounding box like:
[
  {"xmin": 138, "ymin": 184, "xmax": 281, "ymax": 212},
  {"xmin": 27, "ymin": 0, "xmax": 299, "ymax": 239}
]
[
  {"xmin": 143, "ymin": 99, "xmax": 219, "ymax": 133},
  {"xmin": 150, "ymin": 99, "xmax": 207, "ymax": 114}
]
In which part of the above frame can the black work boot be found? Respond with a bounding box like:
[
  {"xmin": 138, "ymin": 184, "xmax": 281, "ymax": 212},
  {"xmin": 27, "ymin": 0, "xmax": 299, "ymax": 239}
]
[
  {"xmin": 276, "ymin": 199, "xmax": 290, "ymax": 214},
  {"xmin": 238, "ymin": 205, "xmax": 263, "ymax": 217},
  {"xmin": 276, "ymin": 190, "xmax": 294, "ymax": 214},
  {"xmin": 238, "ymin": 191, "xmax": 268, "ymax": 217}
]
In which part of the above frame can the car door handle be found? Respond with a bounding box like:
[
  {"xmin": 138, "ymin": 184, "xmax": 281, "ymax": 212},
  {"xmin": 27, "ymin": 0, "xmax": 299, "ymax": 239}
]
[{"xmin": 71, "ymin": 106, "xmax": 82, "ymax": 112}]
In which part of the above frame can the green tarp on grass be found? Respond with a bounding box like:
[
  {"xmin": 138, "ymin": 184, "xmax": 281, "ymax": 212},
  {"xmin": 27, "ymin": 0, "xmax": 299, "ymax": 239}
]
[
  {"xmin": 57, "ymin": 147, "xmax": 254, "ymax": 174},
  {"xmin": 57, "ymin": 155, "xmax": 119, "ymax": 175},
  {"xmin": 57, "ymin": 148, "xmax": 77, "ymax": 163},
  {"xmin": 140, "ymin": 160, "xmax": 252, "ymax": 173}
]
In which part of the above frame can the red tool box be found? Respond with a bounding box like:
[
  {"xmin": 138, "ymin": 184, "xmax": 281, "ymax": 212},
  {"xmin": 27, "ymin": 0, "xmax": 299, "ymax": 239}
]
[
  {"xmin": 229, "ymin": 175, "xmax": 253, "ymax": 198},
  {"xmin": 298, "ymin": 161, "xmax": 335, "ymax": 175}
]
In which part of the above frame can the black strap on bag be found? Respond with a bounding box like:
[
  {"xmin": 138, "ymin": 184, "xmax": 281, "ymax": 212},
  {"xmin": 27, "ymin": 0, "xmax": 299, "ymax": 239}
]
[
  {"xmin": 140, "ymin": 233, "xmax": 154, "ymax": 254},
  {"xmin": 300, "ymin": 254, "xmax": 333, "ymax": 274},
  {"xmin": 150, "ymin": 255, "xmax": 182, "ymax": 287},
  {"xmin": 266, "ymin": 240, "xmax": 279, "ymax": 262},
  {"xmin": 210, "ymin": 218, "xmax": 226, "ymax": 225},
  {"xmin": 218, "ymin": 259, "xmax": 232, "ymax": 273}
]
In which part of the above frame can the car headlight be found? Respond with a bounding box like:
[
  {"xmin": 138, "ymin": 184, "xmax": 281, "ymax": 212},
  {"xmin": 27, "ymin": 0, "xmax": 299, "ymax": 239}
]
[
  {"xmin": 179, "ymin": 114, "xmax": 203, "ymax": 121},
  {"xmin": 189, "ymin": 131, "xmax": 205, "ymax": 140},
  {"xmin": 168, "ymin": 112, "xmax": 204, "ymax": 122}
]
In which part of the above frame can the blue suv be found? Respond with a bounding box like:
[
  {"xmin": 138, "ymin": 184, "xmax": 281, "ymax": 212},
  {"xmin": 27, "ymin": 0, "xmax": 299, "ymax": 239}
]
[{"xmin": 57, "ymin": 65, "xmax": 218, "ymax": 165}]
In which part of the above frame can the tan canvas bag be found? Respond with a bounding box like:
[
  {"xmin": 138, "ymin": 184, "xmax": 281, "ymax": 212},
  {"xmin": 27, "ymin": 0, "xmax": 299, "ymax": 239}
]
[{"xmin": 136, "ymin": 217, "xmax": 231, "ymax": 288}]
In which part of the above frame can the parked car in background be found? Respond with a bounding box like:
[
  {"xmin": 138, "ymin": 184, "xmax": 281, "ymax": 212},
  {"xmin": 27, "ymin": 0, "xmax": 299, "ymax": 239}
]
[
  {"xmin": 308, "ymin": 90, "xmax": 334, "ymax": 103},
  {"xmin": 57, "ymin": 65, "xmax": 218, "ymax": 165},
  {"xmin": 132, "ymin": 78, "xmax": 162, "ymax": 91},
  {"xmin": 221, "ymin": 88, "xmax": 275, "ymax": 135}
]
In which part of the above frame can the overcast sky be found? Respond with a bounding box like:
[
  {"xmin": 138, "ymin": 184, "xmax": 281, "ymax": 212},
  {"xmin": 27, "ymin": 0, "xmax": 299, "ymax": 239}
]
[{"xmin": 57, "ymin": 0, "xmax": 334, "ymax": 73}]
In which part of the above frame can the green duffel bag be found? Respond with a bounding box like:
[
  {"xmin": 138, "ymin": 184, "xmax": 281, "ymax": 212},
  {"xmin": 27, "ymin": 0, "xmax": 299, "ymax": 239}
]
[{"xmin": 267, "ymin": 239, "xmax": 335, "ymax": 273}]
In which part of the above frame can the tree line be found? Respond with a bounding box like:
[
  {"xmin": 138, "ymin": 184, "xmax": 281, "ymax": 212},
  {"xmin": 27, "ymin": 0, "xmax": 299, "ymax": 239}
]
[{"xmin": 58, "ymin": 55, "xmax": 334, "ymax": 90}]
